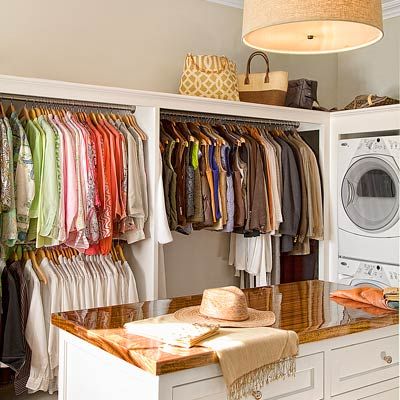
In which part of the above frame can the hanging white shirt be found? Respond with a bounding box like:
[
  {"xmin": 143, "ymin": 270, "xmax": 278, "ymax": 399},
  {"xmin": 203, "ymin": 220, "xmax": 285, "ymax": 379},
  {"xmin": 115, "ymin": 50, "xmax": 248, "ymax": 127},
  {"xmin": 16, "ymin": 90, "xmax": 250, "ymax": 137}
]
[
  {"xmin": 24, "ymin": 260, "xmax": 50, "ymax": 393},
  {"xmin": 121, "ymin": 260, "xmax": 139, "ymax": 303},
  {"xmin": 40, "ymin": 258, "xmax": 61, "ymax": 394}
]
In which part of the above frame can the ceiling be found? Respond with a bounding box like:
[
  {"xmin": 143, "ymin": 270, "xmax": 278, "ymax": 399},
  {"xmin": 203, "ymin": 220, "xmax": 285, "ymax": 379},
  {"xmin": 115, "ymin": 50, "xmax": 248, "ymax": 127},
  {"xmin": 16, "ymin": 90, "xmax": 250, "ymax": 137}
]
[{"xmin": 207, "ymin": 0, "xmax": 400, "ymax": 19}]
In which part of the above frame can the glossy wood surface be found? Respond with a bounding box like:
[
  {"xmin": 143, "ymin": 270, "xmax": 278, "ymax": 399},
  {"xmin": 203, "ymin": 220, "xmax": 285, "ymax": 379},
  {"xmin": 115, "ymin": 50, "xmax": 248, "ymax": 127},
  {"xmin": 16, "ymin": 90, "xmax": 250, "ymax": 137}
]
[{"xmin": 52, "ymin": 280, "xmax": 398, "ymax": 375}]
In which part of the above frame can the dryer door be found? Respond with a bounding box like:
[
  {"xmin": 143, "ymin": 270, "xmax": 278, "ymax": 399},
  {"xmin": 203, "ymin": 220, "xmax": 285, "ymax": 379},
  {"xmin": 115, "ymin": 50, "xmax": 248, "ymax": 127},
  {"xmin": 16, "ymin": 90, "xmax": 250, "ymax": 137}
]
[
  {"xmin": 341, "ymin": 156, "xmax": 399, "ymax": 232},
  {"xmin": 349, "ymin": 279, "xmax": 387, "ymax": 289}
]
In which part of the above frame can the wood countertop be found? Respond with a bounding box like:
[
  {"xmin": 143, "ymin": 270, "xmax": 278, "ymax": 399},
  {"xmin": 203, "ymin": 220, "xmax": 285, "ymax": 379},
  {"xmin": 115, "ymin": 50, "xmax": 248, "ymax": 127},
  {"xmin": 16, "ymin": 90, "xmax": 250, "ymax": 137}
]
[{"xmin": 52, "ymin": 280, "xmax": 398, "ymax": 375}]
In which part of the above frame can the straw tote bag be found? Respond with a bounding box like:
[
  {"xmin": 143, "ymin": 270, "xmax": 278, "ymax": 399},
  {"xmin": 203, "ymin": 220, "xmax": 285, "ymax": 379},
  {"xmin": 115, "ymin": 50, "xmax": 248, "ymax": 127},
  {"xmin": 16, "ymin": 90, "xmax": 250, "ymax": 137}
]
[
  {"xmin": 238, "ymin": 52, "xmax": 288, "ymax": 106},
  {"xmin": 179, "ymin": 54, "xmax": 240, "ymax": 101}
]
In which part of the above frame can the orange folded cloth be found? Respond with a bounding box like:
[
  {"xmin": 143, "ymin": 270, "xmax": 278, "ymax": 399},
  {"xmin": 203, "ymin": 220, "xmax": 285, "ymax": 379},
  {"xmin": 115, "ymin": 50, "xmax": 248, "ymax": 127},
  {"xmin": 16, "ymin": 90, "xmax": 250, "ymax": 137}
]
[
  {"xmin": 330, "ymin": 287, "xmax": 389, "ymax": 310},
  {"xmin": 331, "ymin": 296, "xmax": 394, "ymax": 316}
]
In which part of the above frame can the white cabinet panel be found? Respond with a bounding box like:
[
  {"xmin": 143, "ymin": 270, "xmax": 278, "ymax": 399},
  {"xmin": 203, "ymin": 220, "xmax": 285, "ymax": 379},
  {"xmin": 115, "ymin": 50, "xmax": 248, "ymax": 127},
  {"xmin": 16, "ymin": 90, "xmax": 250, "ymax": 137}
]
[
  {"xmin": 362, "ymin": 387, "xmax": 399, "ymax": 400},
  {"xmin": 332, "ymin": 378, "xmax": 399, "ymax": 400},
  {"xmin": 172, "ymin": 352, "xmax": 323, "ymax": 400},
  {"xmin": 331, "ymin": 335, "xmax": 399, "ymax": 396}
]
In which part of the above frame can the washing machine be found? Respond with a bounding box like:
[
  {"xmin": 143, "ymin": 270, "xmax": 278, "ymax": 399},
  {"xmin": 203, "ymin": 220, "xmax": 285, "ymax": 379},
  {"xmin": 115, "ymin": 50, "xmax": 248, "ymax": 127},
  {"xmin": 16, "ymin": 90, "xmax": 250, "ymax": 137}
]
[
  {"xmin": 338, "ymin": 258, "xmax": 399, "ymax": 289},
  {"xmin": 338, "ymin": 131, "xmax": 400, "ymax": 266}
]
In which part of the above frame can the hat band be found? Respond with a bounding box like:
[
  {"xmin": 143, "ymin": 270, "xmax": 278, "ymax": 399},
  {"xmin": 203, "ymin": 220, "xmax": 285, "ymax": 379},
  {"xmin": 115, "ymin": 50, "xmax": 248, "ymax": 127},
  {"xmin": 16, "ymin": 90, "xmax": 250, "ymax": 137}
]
[{"xmin": 199, "ymin": 310, "xmax": 250, "ymax": 322}]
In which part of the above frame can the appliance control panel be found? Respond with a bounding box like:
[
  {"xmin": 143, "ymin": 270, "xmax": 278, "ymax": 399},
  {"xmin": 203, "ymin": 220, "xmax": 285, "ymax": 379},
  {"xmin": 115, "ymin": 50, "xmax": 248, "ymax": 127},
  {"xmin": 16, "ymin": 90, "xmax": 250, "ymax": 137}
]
[
  {"xmin": 338, "ymin": 258, "xmax": 399, "ymax": 286},
  {"xmin": 388, "ymin": 138, "xmax": 400, "ymax": 150},
  {"xmin": 356, "ymin": 138, "xmax": 388, "ymax": 154},
  {"xmin": 356, "ymin": 263, "xmax": 387, "ymax": 279}
]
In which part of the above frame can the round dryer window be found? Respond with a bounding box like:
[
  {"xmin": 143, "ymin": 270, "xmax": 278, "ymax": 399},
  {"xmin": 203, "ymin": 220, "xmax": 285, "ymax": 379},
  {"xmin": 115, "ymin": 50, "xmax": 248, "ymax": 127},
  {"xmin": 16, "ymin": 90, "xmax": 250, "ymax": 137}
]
[{"xmin": 341, "ymin": 156, "xmax": 399, "ymax": 232}]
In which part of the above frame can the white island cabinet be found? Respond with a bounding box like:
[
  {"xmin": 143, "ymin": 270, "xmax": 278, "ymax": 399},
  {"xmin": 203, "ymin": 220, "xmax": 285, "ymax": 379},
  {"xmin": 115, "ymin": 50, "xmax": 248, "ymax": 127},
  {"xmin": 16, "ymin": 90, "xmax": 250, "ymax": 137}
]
[
  {"xmin": 53, "ymin": 282, "xmax": 399, "ymax": 400},
  {"xmin": 58, "ymin": 326, "xmax": 398, "ymax": 400}
]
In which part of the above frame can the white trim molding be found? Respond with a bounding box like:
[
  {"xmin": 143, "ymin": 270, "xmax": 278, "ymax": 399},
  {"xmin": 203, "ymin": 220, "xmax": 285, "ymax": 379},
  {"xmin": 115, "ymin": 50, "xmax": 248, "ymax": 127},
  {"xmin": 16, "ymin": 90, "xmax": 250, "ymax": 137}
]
[
  {"xmin": 383, "ymin": 0, "xmax": 400, "ymax": 19},
  {"xmin": 207, "ymin": 0, "xmax": 243, "ymax": 9},
  {"xmin": 207, "ymin": 0, "xmax": 400, "ymax": 19}
]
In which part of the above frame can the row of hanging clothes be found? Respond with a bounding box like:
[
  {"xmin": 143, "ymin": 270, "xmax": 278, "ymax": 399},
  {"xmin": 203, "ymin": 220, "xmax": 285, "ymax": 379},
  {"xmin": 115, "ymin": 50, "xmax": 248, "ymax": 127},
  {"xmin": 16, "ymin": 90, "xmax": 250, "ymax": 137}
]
[
  {"xmin": 0, "ymin": 98, "xmax": 149, "ymax": 258},
  {"xmin": 0, "ymin": 243, "xmax": 138, "ymax": 395},
  {"xmin": 160, "ymin": 112, "xmax": 323, "ymax": 287},
  {"xmin": 0, "ymin": 96, "xmax": 145, "ymax": 396}
]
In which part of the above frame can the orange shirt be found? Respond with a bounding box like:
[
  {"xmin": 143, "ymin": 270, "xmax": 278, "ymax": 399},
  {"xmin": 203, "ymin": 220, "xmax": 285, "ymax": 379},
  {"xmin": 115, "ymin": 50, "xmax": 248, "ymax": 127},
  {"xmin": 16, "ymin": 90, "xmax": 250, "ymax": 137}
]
[{"xmin": 94, "ymin": 121, "xmax": 113, "ymax": 254}]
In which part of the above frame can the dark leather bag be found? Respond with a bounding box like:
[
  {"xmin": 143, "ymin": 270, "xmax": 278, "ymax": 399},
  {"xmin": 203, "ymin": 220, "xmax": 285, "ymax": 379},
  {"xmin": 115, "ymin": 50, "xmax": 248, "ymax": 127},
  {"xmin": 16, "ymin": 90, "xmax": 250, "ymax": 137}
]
[{"xmin": 285, "ymin": 79, "xmax": 318, "ymax": 109}]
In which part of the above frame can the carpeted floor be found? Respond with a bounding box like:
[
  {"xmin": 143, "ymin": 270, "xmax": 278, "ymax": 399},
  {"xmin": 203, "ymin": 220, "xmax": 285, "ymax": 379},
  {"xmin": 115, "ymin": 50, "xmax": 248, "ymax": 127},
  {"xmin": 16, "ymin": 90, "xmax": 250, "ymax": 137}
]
[{"xmin": 0, "ymin": 384, "xmax": 56, "ymax": 400}]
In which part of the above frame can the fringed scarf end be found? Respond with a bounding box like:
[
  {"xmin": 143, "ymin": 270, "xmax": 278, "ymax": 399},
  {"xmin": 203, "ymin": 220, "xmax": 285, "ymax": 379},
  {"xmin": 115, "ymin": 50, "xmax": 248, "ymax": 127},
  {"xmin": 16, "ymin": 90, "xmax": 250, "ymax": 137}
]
[{"xmin": 228, "ymin": 357, "xmax": 296, "ymax": 400}]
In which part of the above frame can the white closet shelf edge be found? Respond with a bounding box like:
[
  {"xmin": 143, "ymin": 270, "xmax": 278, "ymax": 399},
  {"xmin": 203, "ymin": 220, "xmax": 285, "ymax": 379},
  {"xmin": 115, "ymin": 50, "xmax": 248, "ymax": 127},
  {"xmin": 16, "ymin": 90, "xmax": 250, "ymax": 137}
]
[{"xmin": 0, "ymin": 74, "xmax": 329, "ymax": 125}]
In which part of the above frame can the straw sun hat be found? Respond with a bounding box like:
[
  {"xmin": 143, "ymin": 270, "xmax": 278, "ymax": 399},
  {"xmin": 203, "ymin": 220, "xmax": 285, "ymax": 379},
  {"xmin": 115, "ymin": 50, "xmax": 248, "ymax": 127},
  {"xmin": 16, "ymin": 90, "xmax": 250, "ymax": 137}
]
[{"xmin": 174, "ymin": 286, "xmax": 275, "ymax": 328}]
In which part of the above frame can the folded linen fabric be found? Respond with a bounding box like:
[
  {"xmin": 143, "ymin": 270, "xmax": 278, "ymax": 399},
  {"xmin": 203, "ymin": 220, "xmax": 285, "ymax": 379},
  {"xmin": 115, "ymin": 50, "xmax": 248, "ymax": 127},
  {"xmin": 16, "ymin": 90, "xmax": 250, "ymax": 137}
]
[
  {"xmin": 383, "ymin": 287, "xmax": 399, "ymax": 302},
  {"xmin": 330, "ymin": 296, "xmax": 396, "ymax": 316},
  {"xmin": 387, "ymin": 301, "xmax": 399, "ymax": 310},
  {"xmin": 125, "ymin": 314, "xmax": 298, "ymax": 400},
  {"xmin": 330, "ymin": 287, "xmax": 396, "ymax": 310},
  {"xmin": 124, "ymin": 319, "xmax": 219, "ymax": 348}
]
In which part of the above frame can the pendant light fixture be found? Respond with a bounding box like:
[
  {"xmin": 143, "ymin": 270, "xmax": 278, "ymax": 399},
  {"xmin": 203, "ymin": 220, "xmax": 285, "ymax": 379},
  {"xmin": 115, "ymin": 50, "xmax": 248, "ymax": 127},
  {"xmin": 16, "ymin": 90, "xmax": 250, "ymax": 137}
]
[{"xmin": 242, "ymin": 0, "xmax": 384, "ymax": 54}]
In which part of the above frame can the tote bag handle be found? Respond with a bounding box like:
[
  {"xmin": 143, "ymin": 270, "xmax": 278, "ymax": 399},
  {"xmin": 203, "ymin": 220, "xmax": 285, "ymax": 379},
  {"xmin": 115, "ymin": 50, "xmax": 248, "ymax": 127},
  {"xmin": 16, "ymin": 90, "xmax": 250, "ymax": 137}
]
[{"xmin": 244, "ymin": 51, "xmax": 270, "ymax": 85}]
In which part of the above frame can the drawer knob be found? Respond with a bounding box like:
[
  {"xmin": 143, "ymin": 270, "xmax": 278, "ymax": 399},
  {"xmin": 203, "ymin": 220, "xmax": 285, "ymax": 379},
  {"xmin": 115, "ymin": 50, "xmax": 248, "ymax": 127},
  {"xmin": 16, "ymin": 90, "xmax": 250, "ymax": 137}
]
[
  {"xmin": 381, "ymin": 352, "xmax": 393, "ymax": 364},
  {"xmin": 252, "ymin": 390, "xmax": 262, "ymax": 399}
]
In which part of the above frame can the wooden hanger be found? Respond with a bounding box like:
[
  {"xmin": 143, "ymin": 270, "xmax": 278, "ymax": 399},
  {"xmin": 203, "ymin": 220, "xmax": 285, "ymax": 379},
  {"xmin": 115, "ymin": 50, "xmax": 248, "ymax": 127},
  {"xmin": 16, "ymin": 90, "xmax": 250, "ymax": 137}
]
[
  {"xmin": 0, "ymin": 102, "xmax": 5, "ymax": 118},
  {"xmin": 230, "ymin": 124, "xmax": 246, "ymax": 144},
  {"xmin": 6, "ymin": 102, "xmax": 16, "ymax": 118},
  {"xmin": 58, "ymin": 108, "xmax": 65, "ymax": 119},
  {"xmin": 29, "ymin": 250, "xmax": 48, "ymax": 284},
  {"xmin": 110, "ymin": 246, "xmax": 115, "ymax": 262},
  {"xmin": 205, "ymin": 124, "xmax": 226, "ymax": 146},
  {"xmin": 115, "ymin": 243, "xmax": 126, "ymax": 263},
  {"xmin": 29, "ymin": 108, "xmax": 37, "ymax": 119},
  {"xmin": 187, "ymin": 122, "xmax": 212, "ymax": 146},
  {"xmin": 121, "ymin": 114, "xmax": 130, "ymax": 127},
  {"xmin": 130, "ymin": 115, "xmax": 148, "ymax": 141},
  {"xmin": 215, "ymin": 124, "xmax": 241, "ymax": 146},
  {"xmin": 60, "ymin": 247, "xmax": 68, "ymax": 257},
  {"xmin": 161, "ymin": 120, "xmax": 179, "ymax": 143},
  {"xmin": 36, "ymin": 248, "xmax": 46, "ymax": 264},
  {"xmin": 163, "ymin": 119, "xmax": 187, "ymax": 146},
  {"xmin": 44, "ymin": 248, "xmax": 56, "ymax": 265},
  {"xmin": 171, "ymin": 123, "xmax": 189, "ymax": 147},
  {"xmin": 202, "ymin": 124, "xmax": 217, "ymax": 144},
  {"xmin": 18, "ymin": 105, "xmax": 30, "ymax": 121},
  {"xmin": 175, "ymin": 121, "xmax": 195, "ymax": 143},
  {"xmin": 109, "ymin": 113, "xmax": 118, "ymax": 122},
  {"xmin": 12, "ymin": 248, "xmax": 19, "ymax": 262},
  {"xmin": 90, "ymin": 112, "xmax": 98, "ymax": 124},
  {"xmin": 54, "ymin": 247, "xmax": 61, "ymax": 260},
  {"xmin": 64, "ymin": 247, "xmax": 71, "ymax": 258}
]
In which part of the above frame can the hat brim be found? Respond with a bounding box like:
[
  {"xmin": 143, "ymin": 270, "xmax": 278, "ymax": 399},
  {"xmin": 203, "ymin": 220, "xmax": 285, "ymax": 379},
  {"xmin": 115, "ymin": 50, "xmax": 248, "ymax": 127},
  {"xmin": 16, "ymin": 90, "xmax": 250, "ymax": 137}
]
[{"xmin": 174, "ymin": 306, "xmax": 276, "ymax": 328}]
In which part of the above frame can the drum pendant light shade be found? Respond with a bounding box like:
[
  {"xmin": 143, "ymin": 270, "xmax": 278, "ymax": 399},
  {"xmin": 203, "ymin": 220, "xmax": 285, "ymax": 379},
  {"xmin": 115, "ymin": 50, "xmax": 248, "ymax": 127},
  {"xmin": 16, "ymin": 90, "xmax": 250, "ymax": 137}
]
[{"xmin": 242, "ymin": 0, "xmax": 384, "ymax": 54}]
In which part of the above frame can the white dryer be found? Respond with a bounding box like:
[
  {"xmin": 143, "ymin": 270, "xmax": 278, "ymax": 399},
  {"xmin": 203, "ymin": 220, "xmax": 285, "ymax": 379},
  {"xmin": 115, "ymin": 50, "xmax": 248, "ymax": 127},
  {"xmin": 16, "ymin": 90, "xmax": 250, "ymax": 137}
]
[{"xmin": 338, "ymin": 131, "xmax": 400, "ymax": 266}]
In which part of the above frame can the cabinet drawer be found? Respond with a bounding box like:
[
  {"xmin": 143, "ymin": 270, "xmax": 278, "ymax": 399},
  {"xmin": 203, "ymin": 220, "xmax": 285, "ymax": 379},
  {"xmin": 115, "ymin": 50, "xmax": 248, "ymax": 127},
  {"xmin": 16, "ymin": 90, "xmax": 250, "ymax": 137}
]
[
  {"xmin": 362, "ymin": 388, "xmax": 399, "ymax": 400},
  {"xmin": 172, "ymin": 352, "xmax": 323, "ymax": 400},
  {"xmin": 331, "ymin": 378, "xmax": 399, "ymax": 400},
  {"xmin": 331, "ymin": 335, "xmax": 399, "ymax": 396}
]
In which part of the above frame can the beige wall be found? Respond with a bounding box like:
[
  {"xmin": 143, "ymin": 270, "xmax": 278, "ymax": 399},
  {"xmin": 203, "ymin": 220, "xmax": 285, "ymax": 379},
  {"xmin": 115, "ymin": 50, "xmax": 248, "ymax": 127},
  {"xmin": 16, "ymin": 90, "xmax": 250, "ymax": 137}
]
[
  {"xmin": 0, "ymin": 0, "xmax": 340, "ymax": 108},
  {"xmin": 337, "ymin": 17, "xmax": 400, "ymax": 108},
  {"xmin": 0, "ymin": 0, "xmax": 247, "ymax": 93},
  {"xmin": 163, "ymin": 231, "xmax": 238, "ymax": 297},
  {"xmin": 267, "ymin": 53, "xmax": 338, "ymax": 109}
]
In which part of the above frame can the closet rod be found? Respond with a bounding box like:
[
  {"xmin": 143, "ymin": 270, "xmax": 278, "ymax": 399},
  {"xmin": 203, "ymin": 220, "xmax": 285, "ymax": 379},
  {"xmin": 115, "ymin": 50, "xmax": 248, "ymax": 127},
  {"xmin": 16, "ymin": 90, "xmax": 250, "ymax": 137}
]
[
  {"xmin": 160, "ymin": 109, "xmax": 300, "ymax": 129},
  {"xmin": 0, "ymin": 93, "xmax": 136, "ymax": 113}
]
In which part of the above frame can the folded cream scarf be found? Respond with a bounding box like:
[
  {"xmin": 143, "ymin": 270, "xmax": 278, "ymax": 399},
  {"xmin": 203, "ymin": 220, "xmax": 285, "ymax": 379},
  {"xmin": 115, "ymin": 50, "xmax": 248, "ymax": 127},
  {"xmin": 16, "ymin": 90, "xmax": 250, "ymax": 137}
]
[{"xmin": 125, "ymin": 314, "xmax": 299, "ymax": 400}]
